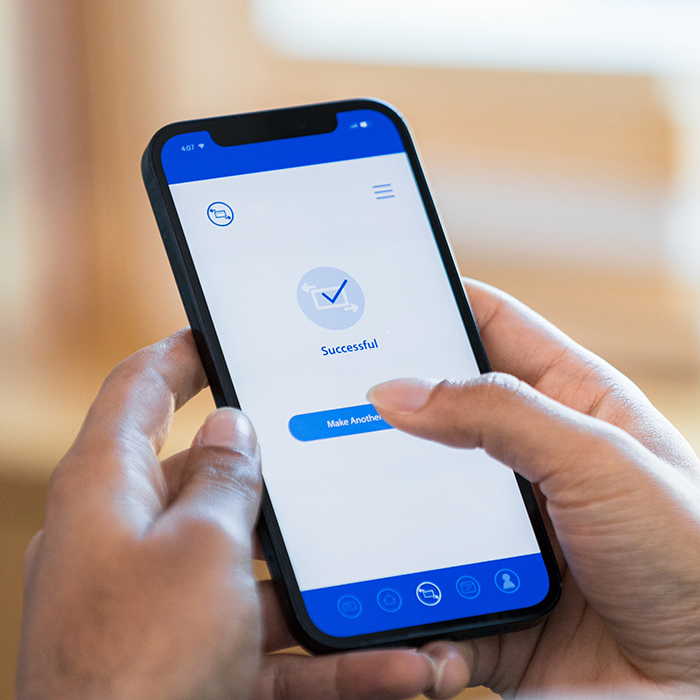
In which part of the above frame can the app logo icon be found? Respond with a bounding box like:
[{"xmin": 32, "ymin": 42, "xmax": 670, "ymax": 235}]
[
  {"xmin": 416, "ymin": 582, "xmax": 442, "ymax": 606},
  {"xmin": 337, "ymin": 595, "xmax": 362, "ymax": 619},
  {"xmin": 494, "ymin": 569, "xmax": 520, "ymax": 594},
  {"xmin": 376, "ymin": 589, "xmax": 402, "ymax": 613},
  {"xmin": 455, "ymin": 576, "xmax": 480, "ymax": 600},
  {"xmin": 297, "ymin": 267, "xmax": 365, "ymax": 330},
  {"xmin": 207, "ymin": 202, "xmax": 233, "ymax": 226}
]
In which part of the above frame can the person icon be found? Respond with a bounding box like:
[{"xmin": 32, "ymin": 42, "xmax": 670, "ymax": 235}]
[{"xmin": 495, "ymin": 569, "xmax": 520, "ymax": 593}]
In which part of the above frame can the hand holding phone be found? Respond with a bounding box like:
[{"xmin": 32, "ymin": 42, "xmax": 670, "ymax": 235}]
[
  {"xmin": 142, "ymin": 99, "xmax": 560, "ymax": 652},
  {"xmin": 368, "ymin": 278, "xmax": 700, "ymax": 699},
  {"xmin": 15, "ymin": 330, "xmax": 459, "ymax": 700},
  {"xmin": 20, "ymin": 279, "xmax": 700, "ymax": 699}
]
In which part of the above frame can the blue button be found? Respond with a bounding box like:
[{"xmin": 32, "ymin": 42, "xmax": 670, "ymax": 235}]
[
  {"xmin": 337, "ymin": 596, "xmax": 362, "ymax": 618},
  {"xmin": 376, "ymin": 589, "xmax": 402, "ymax": 612},
  {"xmin": 289, "ymin": 404, "xmax": 392, "ymax": 442},
  {"xmin": 495, "ymin": 569, "xmax": 520, "ymax": 593}
]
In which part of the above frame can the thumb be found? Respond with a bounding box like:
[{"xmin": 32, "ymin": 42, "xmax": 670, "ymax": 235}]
[
  {"xmin": 367, "ymin": 377, "xmax": 700, "ymax": 685},
  {"xmin": 162, "ymin": 408, "xmax": 262, "ymax": 548},
  {"xmin": 366, "ymin": 373, "xmax": 654, "ymax": 510}
]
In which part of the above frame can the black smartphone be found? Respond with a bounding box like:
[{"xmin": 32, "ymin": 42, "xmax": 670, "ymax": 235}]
[{"xmin": 142, "ymin": 99, "xmax": 560, "ymax": 653}]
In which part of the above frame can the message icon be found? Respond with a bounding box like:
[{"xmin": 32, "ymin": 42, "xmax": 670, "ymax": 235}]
[{"xmin": 297, "ymin": 267, "xmax": 365, "ymax": 330}]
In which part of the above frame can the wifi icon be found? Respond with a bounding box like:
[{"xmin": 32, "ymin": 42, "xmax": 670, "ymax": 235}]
[{"xmin": 198, "ymin": 143, "xmax": 205, "ymax": 149}]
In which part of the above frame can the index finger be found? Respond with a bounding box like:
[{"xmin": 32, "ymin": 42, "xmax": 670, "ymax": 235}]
[
  {"xmin": 463, "ymin": 278, "xmax": 594, "ymax": 391},
  {"xmin": 464, "ymin": 279, "xmax": 700, "ymax": 476},
  {"xmin": 78, "ymin": 328, "xmax": 206, "ymax": 453},
  {"xmin": 48, "ymin": 329, "xmax": 207, "ymax": 533}
]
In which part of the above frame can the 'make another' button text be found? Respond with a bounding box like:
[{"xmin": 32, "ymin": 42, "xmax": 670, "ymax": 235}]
[{"xmin": 288, "ymin": 404, "xmax": 392, "ymax": 442}]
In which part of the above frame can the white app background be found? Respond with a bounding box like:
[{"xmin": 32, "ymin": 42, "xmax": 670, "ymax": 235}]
[{"xmin": 170, "ymin": 153, "xmax": 539, "ymax": 591}]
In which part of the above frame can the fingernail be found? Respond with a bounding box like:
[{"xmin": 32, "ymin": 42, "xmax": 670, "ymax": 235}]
[
  {"xmin": 366, "ymin": 378, "xmax": 439, "ymax": 414},
  {"xmin": 198, "ymin": 408, "xmax": 257, "ymax": 457},
  {"xmin": 419, "ymin": 644, "xmax": 468, "ymax": 699},
  {"xmin": 419, "ymin": 650, "xmax": 448, "ymax": 697}
]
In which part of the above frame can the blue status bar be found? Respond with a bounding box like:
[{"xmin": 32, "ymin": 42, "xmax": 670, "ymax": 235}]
[
  {"xmin": 302, "ymin": 553, "xmax": 550, "ymax": 638},
  {"xmin": 161, "ymin": 110, "xmax": 405, "ymax": 185}
]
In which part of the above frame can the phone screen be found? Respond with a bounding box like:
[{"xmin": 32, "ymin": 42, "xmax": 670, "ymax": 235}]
[{"xmin": 156, "ymin": 104, "xmax": 554, "ymax": 640}]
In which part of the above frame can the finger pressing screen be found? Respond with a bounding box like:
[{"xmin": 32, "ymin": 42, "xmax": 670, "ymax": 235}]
[{"xmin": 367, "ymin": 373, "xmax": 645, "ymax": 506}]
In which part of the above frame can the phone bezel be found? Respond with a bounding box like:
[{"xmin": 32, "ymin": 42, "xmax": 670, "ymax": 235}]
[{"xmin": 142, "ymin": 98, "xmax": 561, "ymax": 653}]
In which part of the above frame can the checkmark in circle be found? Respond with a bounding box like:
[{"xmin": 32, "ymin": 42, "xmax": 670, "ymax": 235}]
[
  {"xmin": 297, "ymin": 267, "xmax": 365, "ymax": 330},
  {"xmin": 321, "ymin": 279, "xmax": 348, "ymax": 305}
]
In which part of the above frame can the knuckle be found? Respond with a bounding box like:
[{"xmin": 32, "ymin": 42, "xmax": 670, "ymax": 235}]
[
  {"xmin": 475, "ymin": 373, "xmax": 533, "ymax": 413},
  {"xmin": 175, "ymin": 490, "xmax": 259, "ymax": 557},
  {"xmin": 103, "ymin": 349, "xmax": 154, "ymax": 392},
  {"xmin": 432, "ymin": 372, "xmax": 526, "ymax": 407},
  {"xmin": 45, "ymin": 460, "xmax": 80, "ymax": 518},
  {"xmin": 196, "ymin": 445, "xmax": 261, "ymax": 501},
  {"xmin": 480, "ymin": 371, "xmax": 524, "ymax": 396},
  {"xmin": 178, "ymin": 515, "xmax": 235, "ymax": 554},
  {"xmin": 143, "ymin": 516, "xmax": 243, "ymax": 583},
  {"xmin": 102, "ymin": 346, "xmax": 178, "ymax": 415},
  {"xmin": 23, "ymin": 530, "xmax": 43, "ymax": 572}
]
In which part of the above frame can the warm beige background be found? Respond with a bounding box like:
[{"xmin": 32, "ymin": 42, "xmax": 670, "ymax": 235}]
[{"xmin": 2, "ymin": 1, "xmax": 699, "ymax": 698}]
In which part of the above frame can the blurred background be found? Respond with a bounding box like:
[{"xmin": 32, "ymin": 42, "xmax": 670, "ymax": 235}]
[{"xmin": 2, "ymin": 1, "xmax": 700, "ymax": 697}]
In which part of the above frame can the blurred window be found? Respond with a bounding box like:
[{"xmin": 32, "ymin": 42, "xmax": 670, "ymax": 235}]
[{"xmin": 253, "ymin": 0, "xmax": 700, "ymax": 73}]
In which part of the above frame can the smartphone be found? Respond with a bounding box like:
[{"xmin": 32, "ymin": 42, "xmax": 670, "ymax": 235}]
[{"xmin": 142, "ymin": 99, "xmax": 560, "ymax": 652}]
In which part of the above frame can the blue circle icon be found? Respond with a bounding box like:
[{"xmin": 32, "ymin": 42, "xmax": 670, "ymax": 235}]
[
  {"xmin": 416, "ymin": 582, "xmax": 442, "ymax": 606},
  {"xmin": 207, "ymin": 202, "xmax": 234, "ymax": 226},
  {"xmin": 495, "ymin": 569, "xmax": 520, "ymax": 594},
  {"xmin": 297, "ymin": 267, "xmax": 365, "ymax": 330},
  {"xmin": 337, "ymin": 595, "xmax": 362, "ymax": 619},
  {"xmin": 376, "ymin": 589, "xmax": 402, "ymax": 613},
  {"xmin": 456, "ymin": 576, "xmax": 480, "ymax": 600}
]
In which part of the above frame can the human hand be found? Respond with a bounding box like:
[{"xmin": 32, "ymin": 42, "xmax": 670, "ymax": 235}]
[
  {"xmin": 17, "ymin": 330, "xmax": 450, "ymax": 700},
  {"xmin": 368, "ymin": 279, "xmax": 700, "ymax": 699}
]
